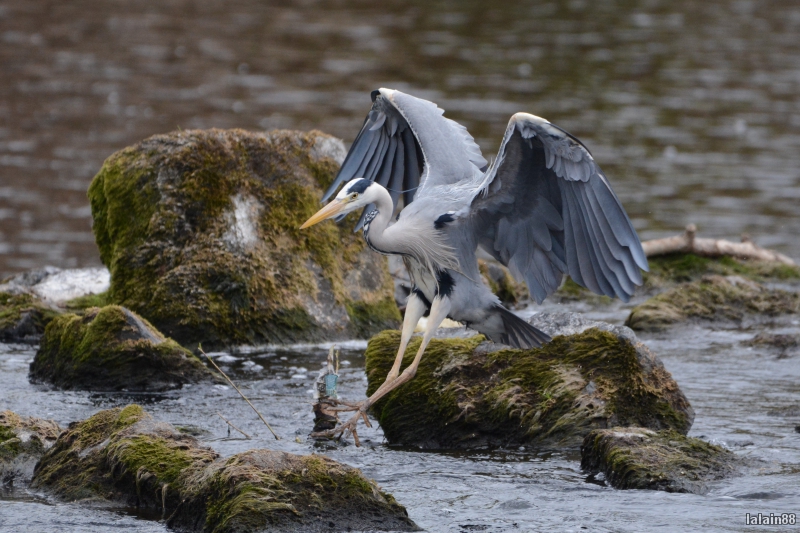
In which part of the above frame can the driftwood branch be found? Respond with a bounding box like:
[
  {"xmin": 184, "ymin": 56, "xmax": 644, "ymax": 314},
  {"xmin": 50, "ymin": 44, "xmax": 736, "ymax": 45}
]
[
  {"xmin": 216, "ymin": 412, "xmax": 251, "ymax": 439},
  {"xmin": 642, "ymin": 224, "xmax": 796, "ymax": 265},
  {"xmin": 199, "ymin": 345, "xmax": 280, "ymax": 440}
]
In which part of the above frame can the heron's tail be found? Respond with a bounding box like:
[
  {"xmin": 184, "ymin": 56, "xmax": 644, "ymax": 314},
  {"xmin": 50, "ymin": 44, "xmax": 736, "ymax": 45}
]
[{"xmin": 488, "ymin": 305, "xmax": 551, "ymax": 349}]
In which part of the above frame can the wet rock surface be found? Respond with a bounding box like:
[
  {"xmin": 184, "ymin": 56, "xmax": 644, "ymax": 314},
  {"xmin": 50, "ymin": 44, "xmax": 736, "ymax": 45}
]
[
  {"xmin": 581, "ymin": 427, "xmax": 739, "ymax": 494},
  {"xmin": 29, "ymin": 305, "xmax": 213, "ymax": 391},
  {"xmin": 31, "ymin": 405, "xmax": 417, "ymax": 533},
  {"xmin": 642, "ymin": 253, "xmax": 800, "ymax": 288},
  {"xmin": 0, "ymin": 410, "xmax": 61, "ymax": 487},
  {"xmin": 626, "ymin": 275, "xmax": 800, "ymax": 331},
  {"xmin": 0, "ymin": 291, "xmax": 61, "ymax": 344},
  {"xmin": 88, "ymin": 128, "xmax": 399, "ymax": 349},
  {"xmin": 364, "ymin": 312, "xmax": 693, "ymax": 449}
]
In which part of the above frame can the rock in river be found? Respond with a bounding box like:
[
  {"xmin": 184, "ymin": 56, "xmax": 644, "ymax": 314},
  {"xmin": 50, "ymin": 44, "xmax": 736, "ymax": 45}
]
[
  {"xmin": 31, "ymin": 405, "xmax": 417, "ymax": 533},
  {"xmin": 0, "ymin": 291, "xmax": 61, "ymax": 344},
  {"xmin": 1, "ymin": 410, "xmax": 61, "ymax": 486},
  {"xmin": 581, "ymin": 427, "xmax": 738, "ymax": 494},
  {"xmin": 29, "ymin": 305, "xmax": 213, "ymax": 391},
  {"xmin": 88, "ymin": 128, "xmax": 400, "ymax": 348},
  {"xmin": 626, "ymin": 275, "xmax": 799, "ymax": 331},
  {"xmin": 365, "ymin": 312, "xmax": 693, "ymax": 449}
]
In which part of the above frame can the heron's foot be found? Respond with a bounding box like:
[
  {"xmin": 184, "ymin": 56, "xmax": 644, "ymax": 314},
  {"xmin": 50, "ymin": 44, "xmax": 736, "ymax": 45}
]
[{"xmin": 310, "ymin": 399, "xmax": 373, "ymax": 446}]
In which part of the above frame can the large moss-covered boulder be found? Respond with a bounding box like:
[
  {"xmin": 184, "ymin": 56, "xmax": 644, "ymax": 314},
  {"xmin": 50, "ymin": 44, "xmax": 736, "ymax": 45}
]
[
  {"xmin": 1, "ymin": 410, "xmax": 61, "ymax": 486},
  {"xmin": 0, "ymin": 292, "xmax": 61, "ymax": 344},
  {"xmin": 365, "ymin": 312, "xmax": 693, "ymax": 449},
  {"xmin": 581, "ymin": 427, "xmax": 738, "ymax": 494},
  {"xmin": 87, "ymin": 128, "xmax": 400, "ymax": 348},
  {"xmin": 31, "ymin": 405, "xmax": 417, "ymax": 532},
  {"xmin": 29, "ymin": 305, "xmax": 213, "ymax": 391},
  {"xmin": 626, "ymin": 275, "xmax": 800, "ymax": 331}
]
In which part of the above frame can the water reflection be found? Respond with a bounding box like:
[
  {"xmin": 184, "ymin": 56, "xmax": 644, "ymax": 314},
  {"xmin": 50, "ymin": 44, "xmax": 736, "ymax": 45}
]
[{"xmin": 1, "ymin": 0, "xmax": 799, "ymax": 276}]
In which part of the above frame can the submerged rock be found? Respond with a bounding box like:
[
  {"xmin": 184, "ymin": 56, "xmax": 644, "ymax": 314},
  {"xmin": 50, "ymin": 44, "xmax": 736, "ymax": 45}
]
[
  {"xmin": 0, "ymin": 292, "xmax": 61, "ymax": 344},
  {"xmin": 581, "ymin": 427, "xmax": 738, "ymax": 494},
  {"xmin": 0, "ymin": 410, "xmax": 61, "ymax": 486},
  {"xmin": 29, "ymin": 305, "xmax": 213, "ymax": 391},
  {"xmin": 87, "ymin": 128, "xmax": 399, "ymax": 348},
  {"xmin": 365, "ymin": 312, "xmax": 693, "ymax": 449},
  {"xmin": 31, "ymin": 405, "xmax": 417, "ymax": 532},
  {"xmin": 626, "ymin": 275, "xmax": 800, "ymax": 331}
]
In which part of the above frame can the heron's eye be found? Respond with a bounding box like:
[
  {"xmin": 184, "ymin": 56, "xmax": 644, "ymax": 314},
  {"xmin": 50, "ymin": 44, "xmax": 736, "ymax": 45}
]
[{"xmin": 350, "ymin": 193, "xmax": 358, "ymax": 201}]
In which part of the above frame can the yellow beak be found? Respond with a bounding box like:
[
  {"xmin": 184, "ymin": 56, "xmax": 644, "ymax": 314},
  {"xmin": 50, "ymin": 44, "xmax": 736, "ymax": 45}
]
[{"xmin": 300, "ymin": 199, "xmax": 349, "ymax": 229}]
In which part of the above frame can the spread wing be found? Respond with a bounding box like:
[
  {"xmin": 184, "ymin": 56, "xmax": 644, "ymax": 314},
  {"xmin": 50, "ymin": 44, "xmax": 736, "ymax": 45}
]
[
  {"xmin": 470, "ymin": 113, "xmax": 648, "ymax": 303},
  {"xmin": 323, "ymin": 88, "xmax": 487, "ymax": 229}
]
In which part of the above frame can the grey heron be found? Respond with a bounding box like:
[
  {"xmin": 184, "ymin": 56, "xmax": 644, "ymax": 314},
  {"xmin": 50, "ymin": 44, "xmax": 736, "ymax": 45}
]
[{"xmin": 301, "ymin": 88, "xmax": 648, "ymax": 444}]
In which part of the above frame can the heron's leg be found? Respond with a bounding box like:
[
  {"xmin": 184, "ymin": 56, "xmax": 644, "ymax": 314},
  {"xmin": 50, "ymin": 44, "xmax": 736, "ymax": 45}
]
[
  {"xmin": 311, "ymin": 295, "xmax": 451, "ymax": 445},
  {"xmin": 385, "ymin": 290, "xmax": 428, "ymax": 382},
  {"xmin": 366, "ymin": 295, "xmax": 451, "ymax": 405}
]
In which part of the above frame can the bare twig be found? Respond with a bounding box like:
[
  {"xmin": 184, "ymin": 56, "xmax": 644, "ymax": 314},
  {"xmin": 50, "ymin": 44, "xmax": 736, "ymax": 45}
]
[
  {"xmin": 642, "ymin": 224, "xmax": 796, "ymax": 265},
  {"xmin": 199, "ymin": 345, "xmax": 280, "ymax": 440},
  {"xmin": 216, "ymin": 411, "xmax": 251, "ymax": 439}
]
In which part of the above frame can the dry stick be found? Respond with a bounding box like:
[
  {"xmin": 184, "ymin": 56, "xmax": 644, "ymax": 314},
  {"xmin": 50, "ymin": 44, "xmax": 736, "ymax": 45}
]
[
  {"xmin": 642, "ymin": 224, "xmax": 796, "ymax": 265},
  {"xmin": 199, "ymin": 345, "xmax": 280, "ymax": 440},
  {"xmin": 216, "ymin": 411, "xmax": 251, "ymax": 439}
]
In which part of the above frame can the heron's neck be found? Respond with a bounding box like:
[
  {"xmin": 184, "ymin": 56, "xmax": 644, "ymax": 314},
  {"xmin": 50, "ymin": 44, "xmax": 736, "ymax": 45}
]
[{"xmin": 363, "ymin": 185, "xmax": 394, "ymax": 250}]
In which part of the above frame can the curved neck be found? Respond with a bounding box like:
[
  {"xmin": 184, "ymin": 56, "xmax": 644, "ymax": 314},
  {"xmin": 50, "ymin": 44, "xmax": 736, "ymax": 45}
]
[{"xmin": 364, "ymin": 184, "xmax": 395, "ymax": 248}]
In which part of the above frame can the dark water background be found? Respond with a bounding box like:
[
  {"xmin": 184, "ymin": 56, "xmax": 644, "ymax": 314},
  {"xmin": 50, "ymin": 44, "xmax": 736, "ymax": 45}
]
[{"xmin": 1, "ymin": 0, "xmax": 800, "ymax": 277}]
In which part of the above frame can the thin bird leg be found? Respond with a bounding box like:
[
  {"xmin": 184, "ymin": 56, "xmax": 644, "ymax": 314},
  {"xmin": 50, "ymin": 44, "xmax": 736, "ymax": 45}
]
[
  {"xmin": 386, "ymin": 291, "xmax": 427, "ymax": 382},
  {"xmin": 366, "ymin": 294, "xmax": 451, "ymax": 404},
  {"xmin": 311, "ymin": 296, "xmax": 451, "ymax": 445}
]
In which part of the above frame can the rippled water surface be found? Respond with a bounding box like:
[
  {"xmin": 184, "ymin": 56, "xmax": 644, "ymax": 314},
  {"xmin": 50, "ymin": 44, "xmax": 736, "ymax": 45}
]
[
  {"xmin": 2, "ymin": 299, "xmax": 799, "ymax": 532},
  {"xmin": 1, "ymin": 0, "xmax": 800, "ymax": 276}
]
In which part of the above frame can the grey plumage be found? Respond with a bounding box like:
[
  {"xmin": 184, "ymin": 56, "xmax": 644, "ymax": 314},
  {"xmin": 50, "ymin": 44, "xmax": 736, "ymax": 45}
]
[
  {"xmin": 303, "ymin": 89, "xmax": 649, "ymax": 443},
  {"xmin": 319, "ymin": 88, "xmax": 648, "ymax": 349}
]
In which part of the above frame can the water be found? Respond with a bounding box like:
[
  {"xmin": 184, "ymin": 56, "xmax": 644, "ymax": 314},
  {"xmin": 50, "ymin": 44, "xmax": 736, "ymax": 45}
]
[
  {"xmin": 1, "ymin": 0, "xmax": 800, "ymax": 277},
  {"xmin": 2, "ymin": 298, "xmax": 799, "ymax": 532}
]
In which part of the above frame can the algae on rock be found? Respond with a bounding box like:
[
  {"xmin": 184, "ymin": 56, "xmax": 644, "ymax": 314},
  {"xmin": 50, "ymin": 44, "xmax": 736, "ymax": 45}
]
[
  {"xmin": 644, "ymin": 253, "xmax": 800, "ymax": 287},
  {"xmin": 581, "ymin": 427, "xmax": 738, "ymax": 494},
  {"xmin": 0, "ymin": 292, "xmax": 61, "ymax": 343},
  {"xmin": 88, "ymin": 128, "xmax": 399, "ymax": 348},
  {"xmin": 626, "ymin": 275, "xmax": 800, "ymax": 331},
  {"xmin": 30, "ymin": 305, "xmax": 213, "ymax": 391},
  {"xmin": 31, "ymin": 405, "xmax": 417, "ymax": 533},
  {"xmin": 365, "ymin": 313, "xmax": 693, "ymax": 449},
  {"xmin": 0, "ymin": 410, "xmax": 61, "ymax": 486}
]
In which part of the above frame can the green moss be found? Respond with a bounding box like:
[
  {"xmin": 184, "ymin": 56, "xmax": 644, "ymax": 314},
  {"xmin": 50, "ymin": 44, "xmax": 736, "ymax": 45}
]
[
  {"xmin": 627, "ymin": 275, "xmax": 800, "ymax": 330},
  {"xmin": 345, "ymin": 298, "xmax": 402, "ymax": 339},
  {"xmin": 644, "ymin": 253, "xmax": 800, "ymax": 286},
  {"xmin": 30, "ymin": 305, "xmax": 211, "ymax": 391},
  {"xmin": 0, "ymin": 291, "xmax": 61, "ymax": 341},
  {"xmin": 63, "ymin": 291, "xmax": 109, "ymax": 311},
  {"xmin": 581, "ymin": 428, "xmax": 737, "ymax": 493},
  {"xmin": 365, "ymin": 328, "xmax": 691, "ymax": 449},
  {"xmin": 478, "ymin": 260, "xmax": 528, "ymax": 306},
  {"xmin": 88, "ymin": 129, "xmax": 398, "ymax": 348},
  {"xmin": 0, "ymin": 424, "xmax": 21, "ymax": 459},
  {"xmin": 33, "ymin": 406, "xmax": 415, "ymax": 532}
]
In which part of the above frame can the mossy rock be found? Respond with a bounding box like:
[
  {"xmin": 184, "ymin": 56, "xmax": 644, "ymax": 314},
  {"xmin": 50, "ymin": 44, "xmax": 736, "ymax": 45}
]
[
  {"xmin": 581, "ymin": 427, "xmax": 738, "ymax": 494},
  {"xmin": 31, "ymin": 405, "xmax": 417, "ymax": 532},
  {"xmin": 365, "ymin": 312, "xmax": 693, "ymax": 450},
  {"xmin": 626, "ymin": 275, "xmax": 800, "ymax": 331},
  {"xmin": 644, "ymin": 253, "xmax": 800, "ymax": 287},
  {"xmin": 0, "ymin": 291, "xmax": 61, "ymax": 344},
  {"xmin": 1, "ymin": 410, "xmax": 61, "ymax": 486},
  {"xmin": 29, "ymin": 305, "xmax": 214, "ymax": 391},
  {"xmin": 87, "ymin": 128, "xmax": 400, "ymax": 349},
  {"xmin": 478, "ymin": 259, "xmax": 529, "ymax": 308}
]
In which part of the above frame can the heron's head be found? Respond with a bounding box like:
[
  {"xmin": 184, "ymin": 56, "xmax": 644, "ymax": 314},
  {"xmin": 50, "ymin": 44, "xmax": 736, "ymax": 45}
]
[{"xmin": 300, "ymin": 178, "xmax": 377, "ymax": 229}]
